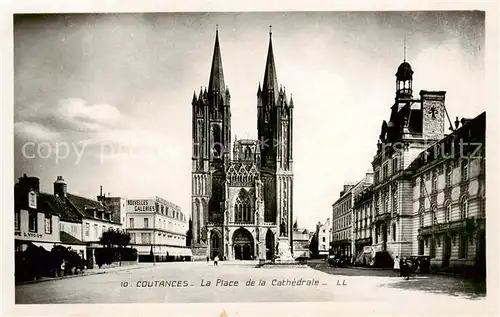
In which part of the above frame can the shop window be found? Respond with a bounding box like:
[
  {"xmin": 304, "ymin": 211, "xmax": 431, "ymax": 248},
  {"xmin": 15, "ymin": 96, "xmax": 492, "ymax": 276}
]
[
  {"xmin": 44, "ymin": 215, "xmax": 52, "ymax": 234},
  {"xmin": 29, "ymin": 211, "xmax": 37, "ymax": 232}
]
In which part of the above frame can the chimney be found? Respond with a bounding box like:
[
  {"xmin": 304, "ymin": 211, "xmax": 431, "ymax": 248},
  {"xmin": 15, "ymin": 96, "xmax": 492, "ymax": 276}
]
[
  {"xmin": 19, "ymin": 174, "xmax": 40, "ymax": 193},
  {"xmin": 53, "ymin": 176, "xmax": 67, "ymax": 198}
]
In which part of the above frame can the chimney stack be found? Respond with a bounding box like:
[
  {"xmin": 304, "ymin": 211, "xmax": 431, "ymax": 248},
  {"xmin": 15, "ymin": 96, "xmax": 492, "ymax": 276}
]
[{"xmin": 53, "ymin": 176, "xmax": 67, "ymax": 198}]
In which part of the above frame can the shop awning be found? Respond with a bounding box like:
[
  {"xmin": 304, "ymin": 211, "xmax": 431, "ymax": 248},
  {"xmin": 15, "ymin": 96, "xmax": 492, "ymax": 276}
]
[
  {"xmin": 31, "ymin": 242, "xmax": 53, "ymax": 251},
  {"xmin": 166, "ymin": 247, "xmax": 192, "ymax": 257}
]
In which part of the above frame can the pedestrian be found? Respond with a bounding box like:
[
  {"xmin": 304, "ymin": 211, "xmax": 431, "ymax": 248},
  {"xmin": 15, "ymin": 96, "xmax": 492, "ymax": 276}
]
[
  {"xmin": 214, "ymin": 255, "xmax": 219, "ymax": 266},
  {"xmin": 393, "ymin": 256, "xmax": 400, "ymax": 274},
  {"xmin": 206, "ymin": 256, "xmax": 209, "ymax": 264}
]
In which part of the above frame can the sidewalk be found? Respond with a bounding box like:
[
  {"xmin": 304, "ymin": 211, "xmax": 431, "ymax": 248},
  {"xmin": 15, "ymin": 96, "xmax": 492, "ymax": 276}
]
[{"xmin": 16, "ymin": 263, "xmax": 154, "ymax": 286}]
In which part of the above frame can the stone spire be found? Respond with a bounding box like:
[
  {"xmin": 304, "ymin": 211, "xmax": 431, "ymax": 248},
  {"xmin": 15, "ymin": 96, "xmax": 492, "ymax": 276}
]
[
  {"xmin": 208, "ymin": 26, "xmax": 225, "ymax": 98},
  {"xmin": 262, "ymin": 26, "xmax": 279, "ymax": 103}
]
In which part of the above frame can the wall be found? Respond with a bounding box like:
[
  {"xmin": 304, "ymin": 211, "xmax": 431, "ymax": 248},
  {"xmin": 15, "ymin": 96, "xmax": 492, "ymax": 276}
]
[
  {"xmin": 60, "ymin": 221, "xmax": 82, "ymax": 240},
  {"xmin": 82, "ymin": 218, "xmax": 121, "ymax": 242},
  {"xmin": 15, "ymin": 210, "xmax": 60, "ymax": 244}
]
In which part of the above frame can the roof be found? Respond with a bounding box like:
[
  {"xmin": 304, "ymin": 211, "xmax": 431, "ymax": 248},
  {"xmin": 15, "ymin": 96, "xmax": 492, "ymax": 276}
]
[
  {"xmin": 208, "ymin": 29, "xmax": 226, "ymax": 99},
  {"xmin": 67, "ymin": 193, "xmax": 120, "ymax": 224},
  {"xmin": 60, "ymin": 231, "xmax": 86, "ymax": 245},
  {"xmin": 406, "ymin": 111, "xmax": 485, "ymax": 173},
  {"xmin": 396, "ymin": 61, "xmax": 413, "ymax": 80},
  {"xmin": 38, "ymin": 192, "xmax": 81, "ymax": 222},
  {"xmin": 262, "ymin": 31, "xmax": 279, "ymax": 102}
]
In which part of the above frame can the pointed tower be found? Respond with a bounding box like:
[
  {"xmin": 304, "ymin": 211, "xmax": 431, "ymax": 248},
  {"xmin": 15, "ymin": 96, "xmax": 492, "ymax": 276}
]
[
  {"xmin": 257, "ymin": 27, "xmax": 294, "ymax": 253},
  {"xmin": 192, "ymin": 27, "xmax": 231, "ymax": 249}
]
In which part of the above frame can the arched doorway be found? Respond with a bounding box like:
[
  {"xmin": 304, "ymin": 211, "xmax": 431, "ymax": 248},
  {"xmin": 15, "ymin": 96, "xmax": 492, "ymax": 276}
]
[
  {"xmin": 210, "ymin": 230, "xmax": 222, "ymax": 259},
  {"xmin": 233, "ymin": 228, "xmax": 254, "ymax": 260},
  {"xmin": 265, "ymin": 229, "xmax": 274, "ymax": 260},
  {"xmin": 442, "ymin": 235, "xmax": 451, "ymax": 267}
]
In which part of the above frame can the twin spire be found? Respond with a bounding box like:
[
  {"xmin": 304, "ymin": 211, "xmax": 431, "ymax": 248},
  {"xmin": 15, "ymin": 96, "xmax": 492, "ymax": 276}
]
[
  {"xmin": 208, "ymin": 25, "xmax": 225, "ymax": 97},
  {"xmin": 206, "ymin": 25, "xmax": 279, "ymax": 101}
]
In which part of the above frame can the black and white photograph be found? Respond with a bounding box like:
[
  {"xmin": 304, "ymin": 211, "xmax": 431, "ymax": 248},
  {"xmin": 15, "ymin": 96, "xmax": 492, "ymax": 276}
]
[{"xmin": 2, "ymin": 3, "xmax": 498, "ymax": 317}]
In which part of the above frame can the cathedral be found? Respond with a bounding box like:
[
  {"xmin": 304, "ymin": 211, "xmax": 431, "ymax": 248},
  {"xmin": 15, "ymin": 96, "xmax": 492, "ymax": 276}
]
[{"xmin": 191, "ymin": 28, "xmax": 294, "ymax": 261}]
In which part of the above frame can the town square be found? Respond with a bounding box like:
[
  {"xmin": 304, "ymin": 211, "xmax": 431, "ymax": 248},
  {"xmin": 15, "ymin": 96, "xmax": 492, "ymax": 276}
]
[{"xmin": 7, "ymin": 10, "xmax": 492, "ymax": 316}]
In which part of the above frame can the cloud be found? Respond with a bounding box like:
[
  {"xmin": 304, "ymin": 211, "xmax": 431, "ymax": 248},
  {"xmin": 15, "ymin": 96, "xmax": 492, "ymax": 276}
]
[{"xmin": 14, "ymin": 121, "xmax": 61, "ymax": 141}]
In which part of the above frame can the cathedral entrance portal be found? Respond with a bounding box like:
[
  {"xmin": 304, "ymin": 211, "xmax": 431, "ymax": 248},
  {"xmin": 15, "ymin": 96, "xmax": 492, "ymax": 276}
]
[
  {"xmin": 265, "ymin": 229, "xmax": 274, "ymax": 260},
  {"xmin": 233, "ymin": 228, "xmax": 254, "ymax": 260}
]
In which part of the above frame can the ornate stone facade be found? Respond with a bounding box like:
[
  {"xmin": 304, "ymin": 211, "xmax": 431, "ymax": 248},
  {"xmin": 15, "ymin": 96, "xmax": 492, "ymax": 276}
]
[{"xmin": 191, "ymin": 29, "xmax": 294, "ymax": 261}]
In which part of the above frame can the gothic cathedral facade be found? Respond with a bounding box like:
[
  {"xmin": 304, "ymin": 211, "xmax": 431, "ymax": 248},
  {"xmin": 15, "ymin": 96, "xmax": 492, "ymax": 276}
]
[{"xmin": 191, "ymin": 29, "xmax": 294, "ymax": 261}]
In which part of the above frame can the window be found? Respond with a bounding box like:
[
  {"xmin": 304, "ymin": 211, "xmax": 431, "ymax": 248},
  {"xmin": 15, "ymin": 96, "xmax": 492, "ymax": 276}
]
[
  {"xmin": 419, "ymin": 211, "xmax": 424, "ymax": 227},
  {"xmin": 374, "ymin": 170, "xmax": 380, "ymax": 184},
  {"xmin": 93, "ymin": 224, "xmax": 98, "ymax": 238},
  {"xmin": 28, "ymin": 212, "xmax": 37, "ymax": 232},
  {"xmin": 15, "ymin": 210, "xmax": 20, "ymax": 230},
  {"xmin": 392, "ymin": 157, "xmax": 399, "ymax": 173},
  {"xmin": 102, "ymin": 225, "xmax": 106, "ymax": 233},
  {"xmin": 432, "ymin": 211, "xmax": 437, "ymax": 225},
  {"xmin": 445, "ymin": 203, "xmax": 451, "ymax": 223},
  {"xmin": 130, "ymin": 233, "xmax": 136, "ymax": 244},
  {"xmin": 161, "ymin": 205, "xmax": 164, "ymax": 214},
  {"xmin": 322, "ymin": 237, "xmax": 326, "ymax": 242},
  {"xmin": 141, "ymin": 233, "xmax": 151, "ymax": 244},
  {"xmin": 432, "ymin": 173, "xmax": 437, "ymax": 192},
  {"xmin": 460, "ymin": 197, "xmax": 468, "ymax": 219},
  {"xmin": 383, "ymin": 164, "xmax": 388, "ymax": 179},
  {"xmin": 129, "ymin": 218, "xmax": 134, "ymax": 228},
  {"xmin": 85, "ymin": 223, "xmax": 90, "ymax": 236},
  {"xmin": 446, "ymin": 167, "xmax": 452, "ymax": 187},
  {"xmin": 420, "ymin": 178, "xmax": 426, "ymax": 197},
  {"xmin": 44, "ymin": 215, "xmax": 52, "ymax": 234},
  {"xmin": 461, "ymin": 160, "xmax": 469, "ymax": 182},
  {"xmin": 392, "ymin": 191, "xmax": 397, "ymax": 213},
  {"xmin": 384, "ymin": 194, "xmax": 389, "ymax": 213},
  {"xmin": 392, "ymin": 223, "xmax": 396, "ymax": 241}
]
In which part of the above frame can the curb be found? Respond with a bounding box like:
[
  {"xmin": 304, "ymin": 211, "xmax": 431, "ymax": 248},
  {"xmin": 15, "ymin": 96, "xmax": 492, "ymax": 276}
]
[{"xmin": 15, "ymin": 264, "xmax": 152, "ymax": 286}]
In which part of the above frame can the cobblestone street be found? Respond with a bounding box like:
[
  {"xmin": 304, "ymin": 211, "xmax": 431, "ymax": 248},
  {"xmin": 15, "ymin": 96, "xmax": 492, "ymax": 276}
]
[
  {"xmin": 308, "ymin": 260, "xmax": 486, "ymax": 300},
  {"xmin": 15, "ymin": 261, "xmax": 487, "ymax": 305}
]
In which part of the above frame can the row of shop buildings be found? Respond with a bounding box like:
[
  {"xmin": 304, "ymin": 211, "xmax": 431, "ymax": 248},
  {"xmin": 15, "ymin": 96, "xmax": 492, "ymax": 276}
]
[
  {"xmin": 14, "ymin": 174, "xmax": 190, "ymax": 267},
  {"xmin": 331, "ymin": 59, "xmax": 486, "ymax": 274}
]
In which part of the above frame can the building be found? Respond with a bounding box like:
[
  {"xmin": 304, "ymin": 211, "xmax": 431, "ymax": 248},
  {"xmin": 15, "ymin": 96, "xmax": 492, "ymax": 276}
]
[
  {"xmin": 331, "ymin": 183, "xmax": 355, "ymax": 257},
  {"xmin": 292, "ymin": 228, "xmax": 310, "ymax": 259},
  {"xmin": 370, "ymin": 59, "xmax": 449, "ymax": 262},
  {"xmin": 126, "ymin": 197, "xmax": 190, "ymax": 261},
  {"xmin": 191, "ymin": 29, "xmax": 294, "ymax": 261},
  {"xmin": 97, "ymin": 188, "xmax": 127, "ymax": 229},
  {"xmin": 332, "ymin": 173, "xmax": 372, "ymax": 258},
  {"xmin": 407, "ymin": 112, "xmax": 485, "ymax": 274},
  {"xmin": 353, "ymin": 185, "xmax": 374, "ymax": 263},
  {"xmin": 14, "ymin": 175, "xmax": 88, "ymax": 258},
  {"xmin": 316, "ymin": 219, "xmax": 332, "ymax": 258},
  {"xmin": 14, "ymin": 175, "xmax": 61, "ymax": 252}
]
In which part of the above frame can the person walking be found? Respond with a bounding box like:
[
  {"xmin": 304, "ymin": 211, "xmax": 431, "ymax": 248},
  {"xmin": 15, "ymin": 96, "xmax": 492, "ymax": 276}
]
[
  {"xmin": 214, "ymin": 255, "xmax": 219, "ymax": 266},
  {"xmin": 393, "ymin": 256, "xmax": 400, "ymax": 274},
  {"xmin": 206, "ymin": 256, "xmax": 209, "ymax": 264}
]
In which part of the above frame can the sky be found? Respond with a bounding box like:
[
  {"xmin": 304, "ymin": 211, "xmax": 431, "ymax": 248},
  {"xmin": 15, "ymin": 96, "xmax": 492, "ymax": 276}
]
[{"xmin": 13, "ymin": 11, "xmax": 485, "ymax": 230}]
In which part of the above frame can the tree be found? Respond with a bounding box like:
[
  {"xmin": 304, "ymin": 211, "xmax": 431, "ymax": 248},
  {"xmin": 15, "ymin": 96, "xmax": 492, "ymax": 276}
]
[
  {"xmin": 98, "ymin": 229, "xmax": 131, "ymax": 266},
  {"xmin": 309, "ymin": 233, "xmax": 319, "ymax": 259},
  {"xmin": 186, "ymin": 218, "xmax": 193, "ymax": 247}
]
